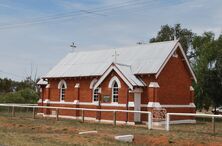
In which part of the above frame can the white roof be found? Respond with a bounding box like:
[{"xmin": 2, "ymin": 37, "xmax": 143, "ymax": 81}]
[
  {"xmin": 44, "ymin": 40, "xmax": 178, "ymax": 78},
  {"xmin": 37, "ymin": 79, "xmax": 48, "ymax": 85},
  {"xmin": 115, "ymin": 64, "xmax": 145, "ymax": 87}
]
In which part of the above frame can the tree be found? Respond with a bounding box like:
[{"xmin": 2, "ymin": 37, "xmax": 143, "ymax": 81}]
[
  {"xmin": 203, "ymin": 69, "xmax": 222, "ymax": 112},
  {"xmin": 16, "ymin": 76, "xmax": 37, "ymax": 91},
  {"xmin": 193, "ymin": 32, "xmax": 222, "ymax": 111},
  {"xmin": 150, "ymin": 24, "xmax": 174, "ymax": 42},
  {"xmin": 215, "ymin": 35, "xmax": 222, "ymax": 83},
  {"xmin": 212, "ymin": 34, "xmax": 222, "ymax": 111},
  {"xmin": 0, "ymin": 78, "xmax": 15, "ymax": 93},
  {"xmin": 192, "ymin": 32, "xmax": 215, "ymax": 110},
  {"xmin": 150, "ymin": 24, "xmax": 195, "ymax": 57}
]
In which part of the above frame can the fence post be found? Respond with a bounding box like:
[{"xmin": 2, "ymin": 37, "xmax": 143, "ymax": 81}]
[
  {"xmin": 12, "ymin": 106, "xmax": 15, "ymax": 117},
  {"xmin": 148, "ymin": 113, "xmax": 152, "ymax": 130},
  {"xmin": 113, "ymin": 111, "xmax": 116, "ymax": 126},
  {"xmin": 56, "ymin": 108, "xmax": 59, "ymax": 121},
  {"xmin": 81, "ymin": 109, "xmax": 85, "ymax": 123},
  {"xmin": 166, "ymin": 113, "xmax": 170, "ymax": 131},
  {"xmin": 212, "ymin": 117, "xmax": 215, "ymax": 135},
  {"xmin": 32, "ymin": 107, "xmax": 36, "ymax": 119}
]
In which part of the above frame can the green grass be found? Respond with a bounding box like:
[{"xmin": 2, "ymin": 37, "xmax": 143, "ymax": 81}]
[{"xmin": 0, "ymin": 110, "xmax": 222, "ymax": 146}]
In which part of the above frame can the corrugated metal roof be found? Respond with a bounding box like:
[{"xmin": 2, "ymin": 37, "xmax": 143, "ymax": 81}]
[
  {"xmin": 44, "ymin": 40, "xmax": 178, "ymax": 78},
  {"xmin": 37, "ymin": 79, "xmax": 48, "ymax": 85},
  {"xmin": 115, "ymin": 64, "xmax": 145, "ymax": 87}
]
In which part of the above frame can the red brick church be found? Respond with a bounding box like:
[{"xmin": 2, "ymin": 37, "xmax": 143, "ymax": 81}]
[{"xmin": 37, "ymin": 40, "xmax": 196, "ymax": 124}]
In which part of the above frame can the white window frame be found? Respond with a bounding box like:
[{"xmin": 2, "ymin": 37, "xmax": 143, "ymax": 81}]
[
  {"xmin": 60, "ymin": 83, "xmax": 66, "ymax": 101},
  {"xmin": 93, "ymin": 88, "xmax": 99, "ymax": 102},
  {"xmin": 90, "ymin": 78, "xmax": 98, "ymax": 89},
  {"xmin": 58, "ymin": 80, "xmax": 67, "ymax": 102},
  {"xmin": 112, "ymin": 81, "xmax": 119, "ymax": 103},
  {"xmin": 90, "ymin": 78, "xmax": 99, "ymax": 103},
  {"xmin": 108, "ymin": 76, "xmax": 121, "ymax": 88}
]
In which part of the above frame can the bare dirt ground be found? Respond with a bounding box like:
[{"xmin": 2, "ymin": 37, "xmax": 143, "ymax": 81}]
[{"xmin": 0, "ymin": 111, "xmax": 222, "ymax": 146}]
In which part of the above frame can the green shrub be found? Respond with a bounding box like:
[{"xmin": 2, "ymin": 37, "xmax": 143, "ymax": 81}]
[
  {"xmin": 19, "ymin": 88, "xmax": 38, "ymax": 103},
  {"xmin": 0, "ymin": 88, "xmax": 38, "ymax": 104}
]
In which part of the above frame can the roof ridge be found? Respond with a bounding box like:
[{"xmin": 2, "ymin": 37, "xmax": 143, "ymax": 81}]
[
  {"xmin": 68, "ymin": 40, "xmax": 178, "ymax": 54},
  {"xmin": 115, "ymin": 63, "xmax": 131, "ymax": 68},
  {"xmin": 149, "ymin": 40, "xmax": 178, "ymax": 44}
]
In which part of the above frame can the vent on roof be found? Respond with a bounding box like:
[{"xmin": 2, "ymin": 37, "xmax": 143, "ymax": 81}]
[{"xmin": 172, "ymin": 52, "xmax": 178, "ymax": 58}]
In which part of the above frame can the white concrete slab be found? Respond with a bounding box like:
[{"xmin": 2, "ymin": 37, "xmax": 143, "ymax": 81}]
[
  {"xmin": 114, "ymin": 135, "xmax": 134, "ymax": 142},
  {"xmin": 79, "ymin": 131, "xmax": 98, "ymax": 135}
]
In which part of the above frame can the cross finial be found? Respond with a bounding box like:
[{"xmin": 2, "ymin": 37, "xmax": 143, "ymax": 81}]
[
  {"xmin": 112, "ymin": 49, "xmax": 119, "ymax": 63},
  {"xmin": 70, "ymin": 42, "xmax": 76, "ymax": 52}
]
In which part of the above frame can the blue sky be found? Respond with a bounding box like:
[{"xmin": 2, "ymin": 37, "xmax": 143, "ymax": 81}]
[{"xmin": 0, "ymin": 0, "xmax": 221, "ymax": 81}]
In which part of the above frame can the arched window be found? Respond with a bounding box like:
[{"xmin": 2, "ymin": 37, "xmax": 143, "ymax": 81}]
[
  {"xmin": 90, "ymin": 78, "xmax": 100, "ymax": 102},
  {"xmin": 58, "ymin": 80, "xmax": 67, "ymax": 101},
  {"xmin": 60, "ymin": 84, "xmax": 66, "ymax": 101},
  {"xmin": 93, "ymin": 88, "xmax": 99, "ymax": 102},
  {"xmin": 112, "ymin": 81, "xmax": 118, "ymax": 103}
]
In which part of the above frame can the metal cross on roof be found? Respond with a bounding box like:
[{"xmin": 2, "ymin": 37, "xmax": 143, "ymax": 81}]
[
  {"xmin": 70, "ymin": 42, "xmax": 76, "ymax": 52},
  {"xmin": 112, "ymin": 49, "xmax": 119, "ymax": 63}
]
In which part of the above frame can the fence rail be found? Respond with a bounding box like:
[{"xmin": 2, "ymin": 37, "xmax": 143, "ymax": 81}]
[
  {"xmin": 0, "ymin": 104, "xmax": 152, "ymax": 129},
  {"xmin": 1, "ymin": 104, "xmax": 222, "ymax": 133},
  {"xmin": 166, "ymin": 113, "xmax": 222, "ymax": 134}
]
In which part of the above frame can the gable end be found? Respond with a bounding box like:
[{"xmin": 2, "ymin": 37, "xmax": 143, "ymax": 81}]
[{"xmin": 155, "ymin": 42, "xmax": 197, "ymax": 82}]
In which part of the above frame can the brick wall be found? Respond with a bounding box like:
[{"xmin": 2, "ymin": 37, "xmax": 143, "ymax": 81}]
[
  {"xmin": 48, "ymin": 77, "xmax": 98, "ymax": 102},
  {"xmin": 157, "ymin": 48, "xmax": 193, "ymax": 105}
]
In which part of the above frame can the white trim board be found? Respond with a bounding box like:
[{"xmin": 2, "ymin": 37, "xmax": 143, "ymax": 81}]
[
  {"xmin": 145, "ymin": 102, "xmax": 161, "ymax": 108},
  {"xmin": 44, "ymin": 100, "xmax": 127, "ymax": 107},
  {"xmin": 49, "ymin": 101, "xmax": 76, "ymax": 105},
  {"xmin": 161, "ymin": 103, "xmax": 196, "ymax": 108},
  {"xmin": 142, "ymin": 102, "xmax": 196, "ymax": 108},
  {"xmin": 101, "ymin": 103, "xmax": 126, "ymax": 107},
  {"xmin": 49, "ymin": 101, "xmax": 98, "ymax": 106},
  {"xmin": 149, "ymin": 82, "xmax": 160, "ymax": 88},
  {"xmin": 44, "ymin": 100, "xmax": 195, "ymax": 108}
]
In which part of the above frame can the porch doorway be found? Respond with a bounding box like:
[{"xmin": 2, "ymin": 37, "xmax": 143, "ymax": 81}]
[{"xmin": 134, "ymin": 92, "xmax": 141, "ymax": 122}]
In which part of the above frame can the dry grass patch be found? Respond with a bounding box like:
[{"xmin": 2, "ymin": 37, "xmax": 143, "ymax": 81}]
[{"xmin": 0, "ymin": 111, "xmax": 222, "ymax": 145}]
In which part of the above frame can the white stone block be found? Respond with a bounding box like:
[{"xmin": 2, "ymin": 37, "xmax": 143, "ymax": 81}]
[
  {"xmin": 114, "ymin": 135, "xmax": 134, "ymax": 142},
  {"xmin": 79, "ymin": 131, "xmax": 97, "ymax": 135}
]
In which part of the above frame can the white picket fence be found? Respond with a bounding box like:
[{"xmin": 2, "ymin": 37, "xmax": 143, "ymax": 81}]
[
  {"xmin": 166, "ymin": 112, "xmax": 222, "ymax": 134},
  {"xmin": 0, "ymin": 103, "xmax": 153, "ymax": 129}
]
